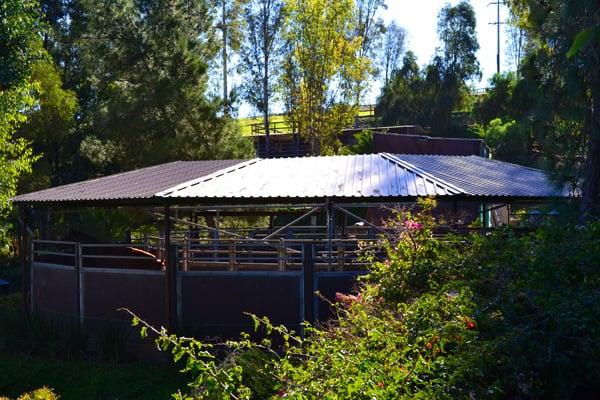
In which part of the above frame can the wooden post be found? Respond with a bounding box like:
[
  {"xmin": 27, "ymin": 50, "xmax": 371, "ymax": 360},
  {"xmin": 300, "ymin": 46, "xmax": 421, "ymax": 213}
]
[
  {"xmin": 29, "ymin": 238, "xmax": 34, "ymax": 315},
  {"xmin": 326, "ymin": 200, "xmax": 334, "ymax": 270},
  {"xmin": 75, "ymin": 242, "xmax": 84, "ymax": 328},
  {"xmin": 337, "ymin": 243, "xmax": 344, "ymax": 271},
  {"xmin": 167, "ymin": 244, "xmax": 178, "ymax": 332},
  {"xmin": 278, "ymin": 239, "xmax": 286, "ymax": 271},
  {"xmin": 182, "ymin": 235, "xmax": 189, "ymax": 272},
  {"xmin": 228, "ymin": 242, "xmax": 236, "ymax": 271},
  {"xmin": 163, "ymin": 205, "xmax": 177, "ymax": 331},
  {"xmin": 19, "ymin": 206, "xmax": 29, "ymax": 316},
  {"xmin": 302, "ymin": 243, "xmax": 315, "ymax": 323}
]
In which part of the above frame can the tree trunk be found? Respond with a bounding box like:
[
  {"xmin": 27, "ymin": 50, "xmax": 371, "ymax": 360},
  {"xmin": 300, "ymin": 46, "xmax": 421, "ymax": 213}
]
[
  {"xmin": 222, "ymin": 0, "xmax": 229, "ymax": 114},
  {"xmin": 579, "ymin": 83, "xmax": 600, "ymax": 223},
  {"xmin": 263, "ymin": 3, "xmax": 270, "ymax": 156}
]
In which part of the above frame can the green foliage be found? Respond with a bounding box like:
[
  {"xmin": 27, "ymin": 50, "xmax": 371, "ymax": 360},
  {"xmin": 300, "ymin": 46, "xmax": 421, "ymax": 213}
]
[
  {"xmin": 567, "ymin": 26, "xmax": 600, "ymax": 58},
  {"xmin": 70, "ymin": 0, "xmax": 253, "ymax": 172},
  {"xmin": 461, "ymin": 224, "xmax": 600, "ymax": 398},
  {"xmin": 0, "ymin": 0, "xmax": 45, "ymax": 90},
  {"xmin": 131, "ymin": 200, "xmax": 600, "ymax": 399},
  {"xmin": 509, "ymin": 0, "xmax": 600, "ymax": 220},
  {"xmin": 0, "ymin": 0, "xmax": 43, "ymax": 251},
  {"xmin": 0, "ymin": 294, "xmax": 86, "ymax": 358},
  {"xmin": 239, "ymin": 0, "xmax": 284, "ymax": 121},
  {"xmin": 376, "ymin": 2, "xmax": 479, "ymax": 136},
  {"xmin": 127, "ymin": 310, "xmax": 296, "ymax": 400},
  {"xmin": 0, "ymin": 387, "xmax": 58, "ymax": 400},
  {"xmin": 340, "ymin": 130, "xmax": 373, "ymax": 155},
  {"xmin": 0, "ymin": 349, "xmax": 186, "ymax": 400},
  {"xmin": 473, "ymin": 118, "xmax": 532, "ymax": 166},
  {"xmin": 280, "ymin": 0, "xmax": 370, "ymax": 155},
  {"xmin": 363, "ymin": 199, "xmax": 466, "ymax": 303},
  {"xmin": 17, "ymin": 60, "xmax": 78, "ymax": 191},
  {"xmin": 472, "ymin": 72, "xmax": 518, "ymax": 126},
  {"xmin": 435, "ymin": 1, "xmax": 480, "ymax": 83}
]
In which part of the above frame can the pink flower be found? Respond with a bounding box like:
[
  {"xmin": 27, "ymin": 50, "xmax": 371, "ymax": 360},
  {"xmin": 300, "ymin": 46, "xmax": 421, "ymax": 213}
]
[
  {"xmin": 335, "ymin": 292, "xmax": 362, "ymax": 305},
  {"xmin": 404, "ymin": 220, "xmax": 423, "ymax": 230}
]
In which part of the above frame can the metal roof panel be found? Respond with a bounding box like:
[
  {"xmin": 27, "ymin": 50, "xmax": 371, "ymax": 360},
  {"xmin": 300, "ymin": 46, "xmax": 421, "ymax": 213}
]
[
  {"xmin": 12, "ymin": 160, "xmax": 245, "ymax": 203},
  {"xmin": 13, "ymin": 153, "xmax": 567, "ymax": 205}
]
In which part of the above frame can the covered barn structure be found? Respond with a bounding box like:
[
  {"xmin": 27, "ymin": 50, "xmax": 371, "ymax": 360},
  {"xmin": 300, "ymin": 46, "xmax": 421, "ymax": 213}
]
[{"xmin": 12, "ymin": 153, "xmax": 569, "ymax": 337}]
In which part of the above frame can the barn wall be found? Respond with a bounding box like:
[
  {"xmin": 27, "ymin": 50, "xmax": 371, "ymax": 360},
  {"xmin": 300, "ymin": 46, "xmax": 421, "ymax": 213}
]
[
  {"xmin": 82, "ymin": 268, "xmax": 167, "ymax": 327},
  {"xmin": 31, "ymin": 252, "xmax": 365, "ymax": 338},
  {"xmin": 179, "ymin": 271, "xmax": 303, "ymax": 337},
  {"xmin": 32, "ymin": 262, "xmax": 78, "ymax": 316}
]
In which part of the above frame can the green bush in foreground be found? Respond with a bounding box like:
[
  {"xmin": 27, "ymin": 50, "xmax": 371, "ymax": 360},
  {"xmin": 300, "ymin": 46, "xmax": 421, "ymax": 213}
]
[
  {"xmin": 0, "ymin": 387, "xmax": 58, "ymax": 400},
  {"xmin": 130, "ymin": 200, "xmax": 600, "ymax": 399}
]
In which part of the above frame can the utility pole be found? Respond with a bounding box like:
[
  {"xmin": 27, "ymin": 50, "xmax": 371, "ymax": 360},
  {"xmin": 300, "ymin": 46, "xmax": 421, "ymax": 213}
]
[{"xmin": 488, "ymin": 1, "xmax": 506, "ymax": 74}]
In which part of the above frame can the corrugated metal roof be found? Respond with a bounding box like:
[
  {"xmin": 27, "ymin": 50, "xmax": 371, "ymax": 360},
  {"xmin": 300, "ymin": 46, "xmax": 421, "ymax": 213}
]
[
  {"xmin": 12, "ymin": 160, "xmax": 244, "ymax": 203},
  {"xmin": 159, "ymin": 154, "xmax": 565, "ymax": 200},
  {"xmin": 13, "ymin": 154, "xmax": 567, "ymax": 204},
  {"xmin": 158, "ymin": 154, "xmax": 464, "ymax": 199},
  {"xmin": 396, "ymin": 154, "xmax": 567, "ymax": 197}
]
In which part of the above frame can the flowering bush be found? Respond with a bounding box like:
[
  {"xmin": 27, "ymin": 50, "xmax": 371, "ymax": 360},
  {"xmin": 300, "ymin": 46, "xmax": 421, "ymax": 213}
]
[{"xmin": 130, "ymin": 199, "xmax": 600, "ymax": 399}]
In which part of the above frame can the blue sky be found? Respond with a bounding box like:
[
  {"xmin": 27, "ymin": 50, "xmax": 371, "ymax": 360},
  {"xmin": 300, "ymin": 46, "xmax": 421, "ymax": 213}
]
[
  {"xmin": 238, "ymin": 0, "xmax": 511, "ymax": 117},
  {"xmin": 385, "ymin": 0, "xmax": 510, "ymax": 83}
]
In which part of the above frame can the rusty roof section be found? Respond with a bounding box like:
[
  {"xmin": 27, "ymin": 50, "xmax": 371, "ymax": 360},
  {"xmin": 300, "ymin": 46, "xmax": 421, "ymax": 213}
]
[{"xmin": 11, "ymin": 160, "xmax": 244, "ymax": 204}]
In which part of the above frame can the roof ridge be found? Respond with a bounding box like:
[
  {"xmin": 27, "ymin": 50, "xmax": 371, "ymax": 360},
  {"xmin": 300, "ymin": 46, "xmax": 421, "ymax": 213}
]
[
  {"xmin": 157, "ymin": 158, "xmax": 261, "ymax": 197},
  {"xmin": 381, "ymin": 153, "xmax": 469, "ymax": 195}
]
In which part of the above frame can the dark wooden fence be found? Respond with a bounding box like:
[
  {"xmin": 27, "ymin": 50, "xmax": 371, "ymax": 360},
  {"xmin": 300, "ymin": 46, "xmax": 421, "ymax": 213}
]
[{"xmin": 30, "ymin": 239, "xmax": 366, "ymax": 337}]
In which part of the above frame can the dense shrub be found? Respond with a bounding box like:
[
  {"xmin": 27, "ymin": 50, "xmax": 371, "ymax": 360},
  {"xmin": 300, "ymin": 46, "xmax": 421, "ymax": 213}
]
[
  {"xmin": 133, "ymin": 201, "xmax": 600, "ymax": 399},
  {"xmin": 0, "ymin": 294, "xmax": 86, "ymax": 358},
  {"xmin": 0, "ymin": 387, "xmax": 58, "ymax": 400}
]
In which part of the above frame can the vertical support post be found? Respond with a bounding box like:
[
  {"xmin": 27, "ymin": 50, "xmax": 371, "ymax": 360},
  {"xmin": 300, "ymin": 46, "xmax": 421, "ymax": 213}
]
[
  {"xmin": 481, "ymin": 203, "xmax": 490, "ymax": 231},
  {"xmin": 75, "ymin": 242, "xmax": 84, "ymax": 328},
  {"xmin": 326, "ymin": 200, "xmax": 334, "ymax": 270},
  {"xmin": 302, "ymin": 243, "xmax": 315, "ymax": 323},
  {"xmin": 294, "ymin": 132, "xmax": 299, "ymax": 157},
  {"xmin": 163, "ymin": 205, "xmax": 177, "ymax": 331},
  {"xmin": 228, "ymin": 242, "xmax": 236, "ymax": 271},
  {"xmin": 277, "ymin": 239, "xmax": 286, "ymax": 271},
  {"xmin": 167, "ymin": 244, "xmax": 178, "ymax": 332},
  {"xmin": 336, "ymin": 243, "xmax": 344, "ymax": 271},
  {"xmin": 182, "ymin": 235, "xmax": 189, "ymax": 272},
  {"xmin": 265, "ymin": 131, "xmax": 270, "ymax": 158},
  {"xmin": 507, "ymin": 203, "xmax": 512, "ymax": 226},
  {"xmin": 19, "ymin": 206, "xmax": 30, "ymax": 316},
  {"xmin": 29, "ymin": 238, "xmax": 34, "ymax": 315},
  {"xmin": 176, "ymin": 267, "xmax": 182, "ymax": 331}
]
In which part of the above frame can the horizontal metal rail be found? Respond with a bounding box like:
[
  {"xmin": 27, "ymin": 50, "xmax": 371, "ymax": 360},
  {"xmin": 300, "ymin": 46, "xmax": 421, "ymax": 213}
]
[
  {"xmin": 32, "ymin": 239, "xmax": 77, "ymax": 245},
  {"xmin": 33, "ymin": 250, "xmax": 76, "ymax": 257}
]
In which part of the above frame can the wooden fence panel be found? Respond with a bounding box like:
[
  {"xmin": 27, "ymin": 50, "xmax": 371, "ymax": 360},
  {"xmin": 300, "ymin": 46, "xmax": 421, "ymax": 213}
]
[
  {"xmin": 82, "ymin": 269, "xmax": 167, "ymax": 327},
  {"xmin": 32, "ymin": 262, "xmax": 78, "ymax": 316},
  {"xmin": 179, "ymin": 271, "xmax": 303, "ymax": 337}
]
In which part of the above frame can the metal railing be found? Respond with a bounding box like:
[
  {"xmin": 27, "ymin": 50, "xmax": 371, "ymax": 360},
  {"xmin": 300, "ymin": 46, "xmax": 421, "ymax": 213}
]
[
  {"xmin": 177, "ymin": 237, "xmax": 379, "ymax": 272},
  {"xmin": 32, "ymin": 240, "xmax": 78, "ymax": 266}
]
